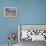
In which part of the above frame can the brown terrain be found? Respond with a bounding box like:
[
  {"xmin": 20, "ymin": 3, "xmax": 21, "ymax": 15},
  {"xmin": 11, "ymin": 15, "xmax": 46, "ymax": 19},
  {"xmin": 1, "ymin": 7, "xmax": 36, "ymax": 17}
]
[{"xmin": 5, "ymin": 11, "xmax": 16, "ymax": 16}]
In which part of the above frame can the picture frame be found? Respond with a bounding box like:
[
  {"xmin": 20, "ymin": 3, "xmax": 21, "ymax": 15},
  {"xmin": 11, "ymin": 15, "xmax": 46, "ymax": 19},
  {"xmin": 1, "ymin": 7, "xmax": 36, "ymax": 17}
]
[
  {"xmin": 4, "ymin": 7, "xmax": 17, "ymax": 17},
  {"xmin": 18, "ymin": 24, "xmax": 46, "ymax": 42}
]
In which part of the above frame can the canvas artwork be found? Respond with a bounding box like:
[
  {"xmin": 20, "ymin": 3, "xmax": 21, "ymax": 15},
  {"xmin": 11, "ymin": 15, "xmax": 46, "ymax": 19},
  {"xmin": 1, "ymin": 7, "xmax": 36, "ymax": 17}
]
[
  {"xmin": 18, "ymin": 25, "xmax": 46, "ymax": 41},
  {"xmin": 4, "ymin": 7, "xmax": 17, "ymax": 17}
]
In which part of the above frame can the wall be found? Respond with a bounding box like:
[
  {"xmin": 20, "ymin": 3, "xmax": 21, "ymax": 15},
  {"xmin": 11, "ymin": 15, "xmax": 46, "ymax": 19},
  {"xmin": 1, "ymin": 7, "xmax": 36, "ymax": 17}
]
[{"xmin": 0, "ymin": 0, "xmax": 46, "ymax": 44}]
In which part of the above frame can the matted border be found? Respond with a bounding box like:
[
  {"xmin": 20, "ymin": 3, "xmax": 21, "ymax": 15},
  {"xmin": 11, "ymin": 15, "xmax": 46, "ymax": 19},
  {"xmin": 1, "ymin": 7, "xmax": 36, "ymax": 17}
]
[
  {"xmin": 4, "ymin": 7, "xmax": 17, "ymax": 17},
  {"xmin": 16, "ymin": 24, "xmax": 21, "ymax": 44}
]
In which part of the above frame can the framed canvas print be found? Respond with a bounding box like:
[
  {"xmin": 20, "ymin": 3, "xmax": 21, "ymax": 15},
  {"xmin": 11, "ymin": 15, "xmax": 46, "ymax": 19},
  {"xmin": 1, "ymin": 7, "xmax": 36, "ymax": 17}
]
[
  {"xmin": 18, "ymin": 24, "xmax": 46, "ymax": 41},
  {"xmin": 4, "ymin": 7, "xmax": 17, "ymax": 17}
]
